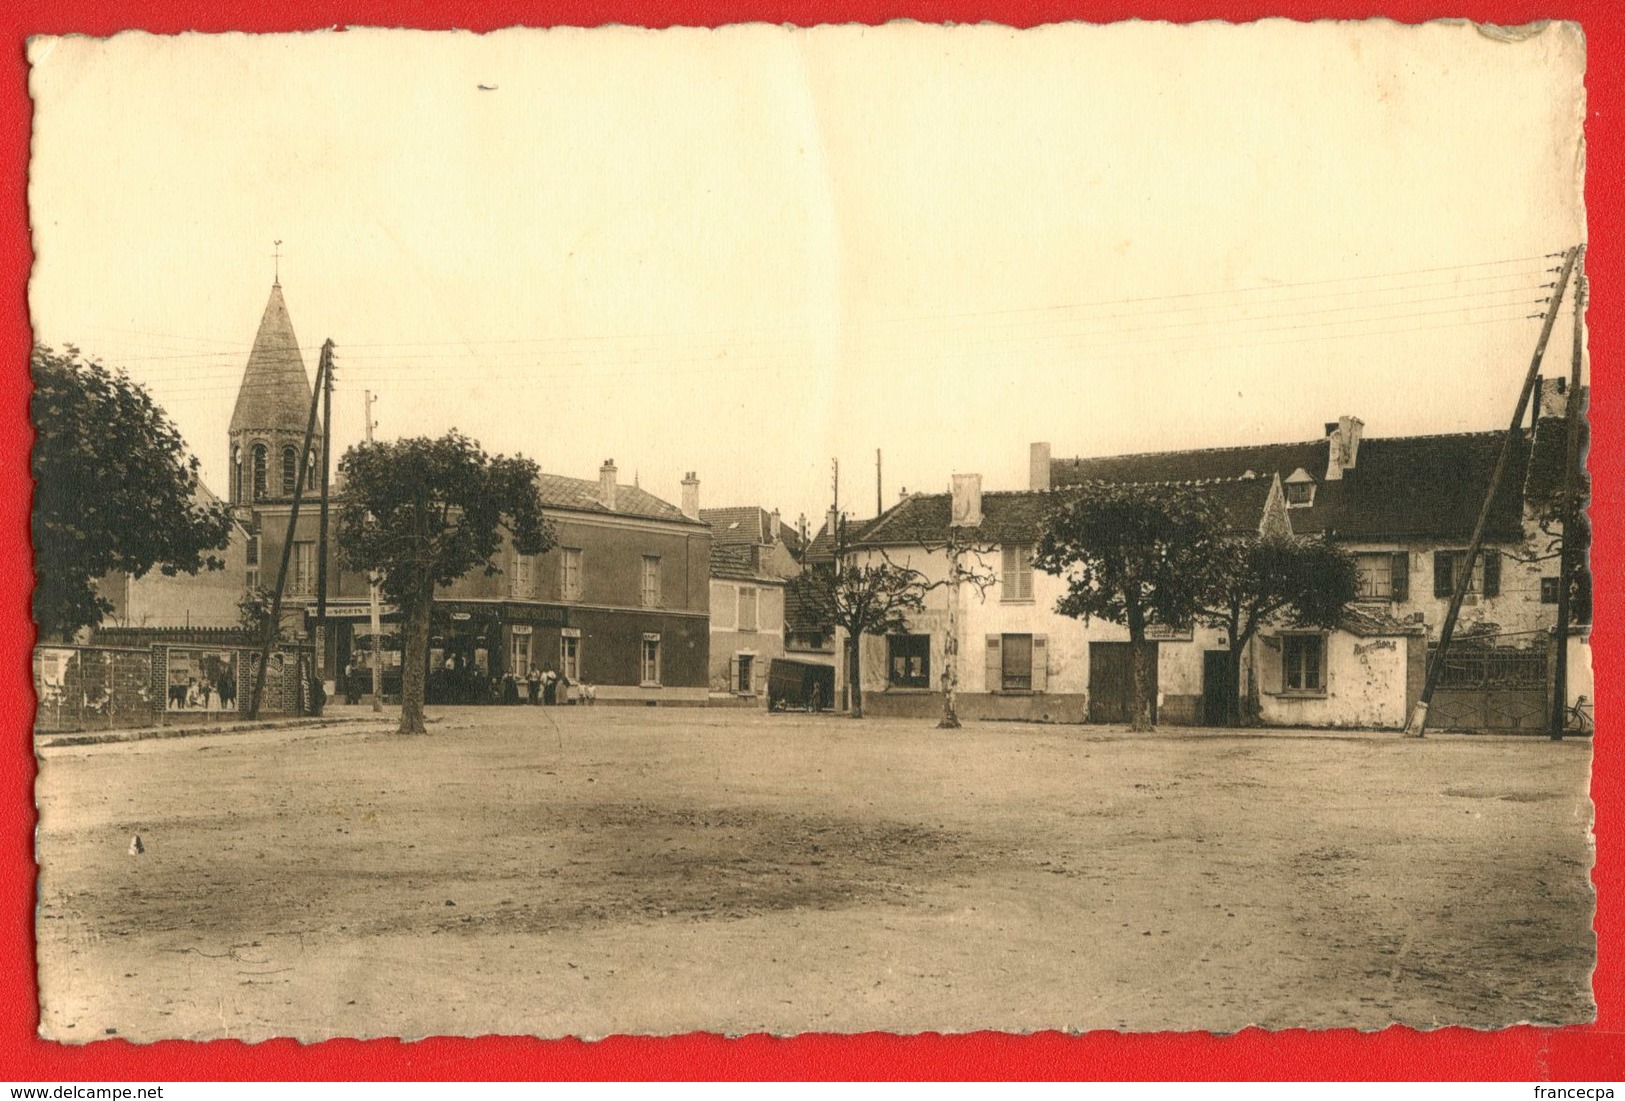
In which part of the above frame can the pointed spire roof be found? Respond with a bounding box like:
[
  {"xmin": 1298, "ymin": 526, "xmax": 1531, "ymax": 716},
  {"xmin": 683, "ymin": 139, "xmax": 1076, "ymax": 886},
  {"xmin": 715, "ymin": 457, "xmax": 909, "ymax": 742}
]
[{"xmin": 229, "ymin": 284, "xmax": 314, "ymax": 436}]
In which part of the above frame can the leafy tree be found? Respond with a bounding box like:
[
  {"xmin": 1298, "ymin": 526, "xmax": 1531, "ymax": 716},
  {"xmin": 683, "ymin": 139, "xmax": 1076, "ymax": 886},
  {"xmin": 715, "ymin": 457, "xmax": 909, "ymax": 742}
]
[
  {"xmin": 336, "ymin": 432, "xmax": 555, "ymax": 734},
  {"xmin": 31, "ymin": 344, "xmax": 233, "ymax": 640},
  {"xmin": 1035, "ymin": 483, "xmax": 1227, "ymax": 731},
  {"xmin": 1192, "ymin": 536, "xmax": 1357, "ymax": 726},
  {"xmin": 785, "ymin": 518, "xmax": 929, "ymax": 719}
]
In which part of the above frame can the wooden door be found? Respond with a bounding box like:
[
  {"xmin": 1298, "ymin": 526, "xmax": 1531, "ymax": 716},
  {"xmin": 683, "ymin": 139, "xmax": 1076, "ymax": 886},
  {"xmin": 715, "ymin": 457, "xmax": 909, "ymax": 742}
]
[{"xmin": 1202, "ymin": 649, "xmax": 1236, "ymax": 725}]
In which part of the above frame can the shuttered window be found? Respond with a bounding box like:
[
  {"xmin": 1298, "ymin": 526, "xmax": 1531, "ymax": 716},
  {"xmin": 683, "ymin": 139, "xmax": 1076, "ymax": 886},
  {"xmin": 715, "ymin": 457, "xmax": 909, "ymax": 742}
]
[
  {"xmin": 1433, "ymin": 549, "xmax": 1500, "ymax": 598},
  {"xmin": 510, "ymin": 553, "xmax": 533, "ymax": 599},
  {"xmin": 560, "ymin": 549, "xmax": 582, "ymax": 601},
  {"xmin": 1001, "ymin": 545, "xmax": 1034, "ymax": 602},
  {"xmin": 641, "ymin": 556, "xmax": 661, "ymax": 608},
  {"xmin": 985, "ymin": 633, "xmax": 1049, "ymax": 692}
]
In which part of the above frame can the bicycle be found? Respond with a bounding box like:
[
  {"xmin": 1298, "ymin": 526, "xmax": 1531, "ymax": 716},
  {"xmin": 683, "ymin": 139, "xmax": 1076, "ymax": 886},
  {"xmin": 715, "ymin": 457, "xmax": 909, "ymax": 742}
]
[{"xmin": 1564, "ymin": 694, "xmax": 1595, "ymax": 735}]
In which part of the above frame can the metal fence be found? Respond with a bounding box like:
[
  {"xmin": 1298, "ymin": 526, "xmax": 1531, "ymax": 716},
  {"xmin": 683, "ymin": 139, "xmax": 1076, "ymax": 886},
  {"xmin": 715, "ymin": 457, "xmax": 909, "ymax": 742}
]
[
  {"xmin": 1427, "ymin": 638, "xmax": 1551, "ymax": 733},
  {"xmin": 34, "ymin": 642, "xmax": 314, "ymax": 735}
]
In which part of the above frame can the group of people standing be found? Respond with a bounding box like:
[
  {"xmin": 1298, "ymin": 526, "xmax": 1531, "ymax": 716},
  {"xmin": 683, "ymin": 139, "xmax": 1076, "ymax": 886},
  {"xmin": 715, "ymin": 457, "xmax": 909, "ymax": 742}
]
[{"xmin": 522, "ymin": 665, "xmax": 576, "ymax": 705}]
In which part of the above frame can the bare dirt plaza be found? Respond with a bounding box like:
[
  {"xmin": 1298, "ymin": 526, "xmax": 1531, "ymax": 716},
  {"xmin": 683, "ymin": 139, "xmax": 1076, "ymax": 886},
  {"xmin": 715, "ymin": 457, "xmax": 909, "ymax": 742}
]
[{"xmin": 34, "ymin": 707, "xmax": 1594, "ymax": 1040}]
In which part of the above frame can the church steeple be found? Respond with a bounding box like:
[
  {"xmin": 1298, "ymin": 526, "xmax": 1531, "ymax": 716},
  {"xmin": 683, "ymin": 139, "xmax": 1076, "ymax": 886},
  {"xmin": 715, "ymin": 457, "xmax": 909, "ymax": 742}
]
[{"xmin": 227, "ymin": 281, "xmax": 320, "ymax": 506}]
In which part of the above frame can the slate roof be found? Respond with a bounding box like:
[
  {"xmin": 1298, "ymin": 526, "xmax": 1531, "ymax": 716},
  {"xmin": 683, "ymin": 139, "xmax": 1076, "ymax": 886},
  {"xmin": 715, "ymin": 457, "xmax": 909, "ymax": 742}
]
[
  {"xmin": 1053, "ymin": 429, "xmax": 1540, "ymax": 543},
  {"xmin": 229, "ymin": 284, "xmax": 317, "ymax": 436},
  {"xmin": 534, "ymin": 473, "xmax": 704, "ymax": 526}
]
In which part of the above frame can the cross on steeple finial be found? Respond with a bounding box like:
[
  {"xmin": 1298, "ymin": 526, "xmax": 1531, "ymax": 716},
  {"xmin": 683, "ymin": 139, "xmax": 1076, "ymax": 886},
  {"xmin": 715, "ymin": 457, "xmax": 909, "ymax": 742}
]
[{"xmin": 272, "ymin": 239, "xmax": 282, "ymax": 287}]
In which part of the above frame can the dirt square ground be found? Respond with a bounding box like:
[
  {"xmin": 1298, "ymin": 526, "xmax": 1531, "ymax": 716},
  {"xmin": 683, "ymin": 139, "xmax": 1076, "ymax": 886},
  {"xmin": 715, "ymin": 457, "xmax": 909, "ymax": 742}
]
[{"xmin": 33, "ymin": 706, "xmax": 1595, "ymax": 1040}]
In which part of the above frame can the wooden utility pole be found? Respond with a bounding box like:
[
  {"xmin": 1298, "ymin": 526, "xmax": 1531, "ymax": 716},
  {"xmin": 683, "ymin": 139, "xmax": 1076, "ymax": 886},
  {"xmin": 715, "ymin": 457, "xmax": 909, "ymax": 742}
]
[
  {"xmin": 312, "ymin": 342, "xmax": 335, "ymax": 716},
  {"xmin": 1405, "ymin": 247, "xmax": 1578, "ymax": 737},
  {"xmin": 876, "ymin": 448, "xmax": 883, "ymax": 516},
  {"xmin": 248, "ymin": 339, "xmax": 331, "ymax": 718},
  {"xmin": 365, "ymin": 389, "xmax": 384, "ymax": 713},
  {"xmin": 1552, "ymin": 257, "xmax": 1588, "ymax": 739}
]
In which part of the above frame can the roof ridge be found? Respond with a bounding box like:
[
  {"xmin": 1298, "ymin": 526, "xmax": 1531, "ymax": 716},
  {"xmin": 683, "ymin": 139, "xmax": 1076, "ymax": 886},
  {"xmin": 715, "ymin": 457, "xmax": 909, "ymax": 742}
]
[{"xmin": 1054, "ymin": 438, "xmax": 1325, "ymax": 464}]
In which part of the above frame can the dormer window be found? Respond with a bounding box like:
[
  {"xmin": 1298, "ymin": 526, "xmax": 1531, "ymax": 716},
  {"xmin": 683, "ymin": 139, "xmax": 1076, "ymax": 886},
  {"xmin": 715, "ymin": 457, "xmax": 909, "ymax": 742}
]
[{"xmin": 1284, "ymin": 468, "xmax": 1316, "ymax": 508}]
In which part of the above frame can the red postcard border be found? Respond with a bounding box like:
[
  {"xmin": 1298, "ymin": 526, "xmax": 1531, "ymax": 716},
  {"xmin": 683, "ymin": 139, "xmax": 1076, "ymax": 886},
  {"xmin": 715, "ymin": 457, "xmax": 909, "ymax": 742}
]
[{"xmin": 1, "ymin": 0, "xmax": 1618, "ymax": 1081}]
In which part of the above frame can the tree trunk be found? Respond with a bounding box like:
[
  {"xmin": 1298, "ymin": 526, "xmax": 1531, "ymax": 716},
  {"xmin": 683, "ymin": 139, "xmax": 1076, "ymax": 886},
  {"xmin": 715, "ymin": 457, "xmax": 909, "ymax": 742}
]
[
  {"xmin": 398, "ymin": 586, "xmax": 433, "ymax": 735},
  {"xmin": 847, "ymin": 636, "xmax": 864, "ymax": 719},
  {"xmin": 1129, "ymin": 635, "xmax": 1155, "ymax": 732},
  {"xmin": 1227, "ymin": 641, "xmax": 1244, "ymax": 727},
  {"xmin": 939, "ymin": 561, "xmax": 961, "ymax": 729}
]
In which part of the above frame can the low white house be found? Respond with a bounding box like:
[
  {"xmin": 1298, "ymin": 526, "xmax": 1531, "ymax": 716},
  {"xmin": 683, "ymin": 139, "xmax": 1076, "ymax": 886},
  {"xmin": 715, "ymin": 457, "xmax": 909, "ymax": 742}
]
[{"xmin": 838, "ymin": 406, "xmax": 1584, "ymax": 732}]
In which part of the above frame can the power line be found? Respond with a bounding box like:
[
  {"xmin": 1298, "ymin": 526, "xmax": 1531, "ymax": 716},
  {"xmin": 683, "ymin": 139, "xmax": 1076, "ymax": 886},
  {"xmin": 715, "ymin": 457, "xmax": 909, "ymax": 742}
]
[{"xmin": 63, "ymin": 249, "xmax": 1564, "ymax": 363}]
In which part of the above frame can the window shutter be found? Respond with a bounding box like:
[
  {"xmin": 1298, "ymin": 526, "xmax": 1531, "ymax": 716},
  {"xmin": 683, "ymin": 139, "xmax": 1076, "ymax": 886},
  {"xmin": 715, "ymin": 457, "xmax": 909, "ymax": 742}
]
[
  {"xmin": 1259, "ymin": 636, "xmax": 1284, "ymax": 695},
  {"xmin": 1001, "ymin": 547, "xmax": 1017, "ymax": 595},
  {"xmin": 1032, "ymin": 635, "xmax": 1049, "ymax": 692},
  {"xmin": 1390, "ymin": 551, "xmax": 1409, "ymax": 602},
  {"xmin": 730, "ymin": 656, "xmax": 740, "ymax": 693},
  {"xmin": 1433, "ymin": 551, "xmax": 1453, "ymax": 598},
  {"xmin": 1482, "ymin": 549, "xmax": 1501, "ymax": 597},
  {"xmin": 984, "ymin": 635, "xmax": 1002, "ymax": 694}
]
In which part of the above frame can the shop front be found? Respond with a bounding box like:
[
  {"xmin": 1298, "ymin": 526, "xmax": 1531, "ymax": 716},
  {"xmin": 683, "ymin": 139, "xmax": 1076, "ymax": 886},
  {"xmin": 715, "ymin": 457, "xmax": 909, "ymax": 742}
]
[{"xmin": 319, "ymin": 598, "xmax": 573, "ymax": 705}]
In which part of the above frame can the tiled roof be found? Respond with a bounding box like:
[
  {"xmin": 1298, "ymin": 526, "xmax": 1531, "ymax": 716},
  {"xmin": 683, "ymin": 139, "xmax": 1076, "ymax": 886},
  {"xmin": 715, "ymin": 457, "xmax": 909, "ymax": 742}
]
[
  {"xmin": 700, "ymin": 506, "xmax": 806, "ymax": 554},
  {"xmin": 1054, "ymin": 430, "xmax": 1538, "ymax": 542},
  {"xmin": 1054, "ymin": 439, "xmax": 1330, "ymax": 490},
  {"xmin": 534, "ymin": 473, "xmax": 703, "ymax": 526},
  {"xmin": 709, "ymin": 543, "xmax": 785, "ymax": 583},
  {"xmin": 1340, "ymin": 604, "xmax": 1429, "ymax": 637},
  {"xmin": 783, "ymin": 584, "xmax": 831, "ymax": 634},
  {"xmin": 803, "ymin": 514, "xmax": 881, "ymax": 561},
  {"xmin": 229, "ymin": 284, "xmax": 317, "ymax": 436},
  {"xmin": 700, "ymin": 506, "xmax": 768, "ymax": 545},
  {"xmin": 853, "ymin": 491, "xmax": 1058, "ymax": 547},
  {"xmin": 850, "ymin": 478, "xmax": 1273, "ymax": 549},
  {"xmin": 1524, "ymin": 407, "xmax": 1588, "ymax": 510}
]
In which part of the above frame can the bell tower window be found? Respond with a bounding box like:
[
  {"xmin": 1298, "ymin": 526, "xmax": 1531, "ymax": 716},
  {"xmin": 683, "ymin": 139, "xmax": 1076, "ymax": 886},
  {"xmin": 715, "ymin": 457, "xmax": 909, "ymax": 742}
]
[
  {"xmin": 252, "ymin": 444, "xmax": 268, "ymax": 500},
  {"xmin": 282, "ymin": 446, "xmax": 299, "ymax": 496}
]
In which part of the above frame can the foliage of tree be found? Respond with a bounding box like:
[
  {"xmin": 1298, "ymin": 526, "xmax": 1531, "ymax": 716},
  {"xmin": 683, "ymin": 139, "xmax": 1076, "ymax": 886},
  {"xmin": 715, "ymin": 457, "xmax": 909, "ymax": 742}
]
[
  {"xmin": 31, "ymin": 344, "xmax": 233, "ymax": 640},
  {"xmin": 785, "ymin": 518, "xmax": 930, "ymax": 719},
  {"xmin": 337, "ymin": 431, "xmax": 555, "ymax": 734},
  {"xmin": 1192, "ymin": 535, "xmax": 1358, "ymax": 726},
  {"xmin": 1035, "ymin": 483, "xmax": 1227, "ymax": 731}
]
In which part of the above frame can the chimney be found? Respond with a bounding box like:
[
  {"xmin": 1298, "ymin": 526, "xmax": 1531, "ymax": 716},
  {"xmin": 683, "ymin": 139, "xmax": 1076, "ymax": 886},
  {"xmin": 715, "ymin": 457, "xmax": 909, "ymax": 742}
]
[
  {"xmin": 1029, "ymin": 441, "xmax": 1052, "ymax": 492},
  {"xmin": 599, "ymin": 459, "xmax": 618, "ymax": 511},
  {"xmin": 768, "ymin": 508, "xmax": 781, "ymax": 543},
  {"xmin": 680, "ymin": 471, "xmax": 699, "ymax": 520},
  {"xmin": 1539, "ymin": 377, "xmax": 1570, "ymax": 420},
  {"xmin": 1324, "ymin": 416, "xmax": 1364, "ymax": 481},
  {"xmin": 950, "ymin": 473, "xmax": 983, "ymax": 527}
]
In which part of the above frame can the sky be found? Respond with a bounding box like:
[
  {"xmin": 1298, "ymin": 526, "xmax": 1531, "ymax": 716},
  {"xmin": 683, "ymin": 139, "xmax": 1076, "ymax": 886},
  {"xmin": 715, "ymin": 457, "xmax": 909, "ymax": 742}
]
[{"xmin": 26, "ymin": 21, "xmax": 1586, "ymax": 531}]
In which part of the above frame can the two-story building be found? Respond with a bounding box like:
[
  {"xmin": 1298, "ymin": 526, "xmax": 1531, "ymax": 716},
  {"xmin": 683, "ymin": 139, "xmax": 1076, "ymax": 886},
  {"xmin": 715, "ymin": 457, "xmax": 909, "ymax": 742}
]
[
  {"xmin": 840, "ymin": 410, "xmax": 1587, "ymax": 732},
  {"xmin": 699, "ymin": 506, "xmax": 798, "ymax": 701},
  {"xmin": 226, "ymin": 279, "xmax": 713, "ymax": 705}
]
